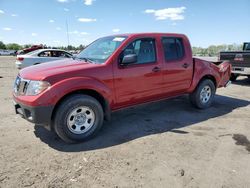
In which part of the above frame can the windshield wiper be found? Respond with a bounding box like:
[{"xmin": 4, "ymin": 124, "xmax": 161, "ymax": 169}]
[{"xmin": 73, "ymin": 57, "xmax": 95, "ymax": 63}]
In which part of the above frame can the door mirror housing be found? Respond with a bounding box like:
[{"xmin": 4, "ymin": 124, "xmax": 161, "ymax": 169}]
[{"xmin": 121, "ymin": 54, "xmax": 137, "ymax": 65}]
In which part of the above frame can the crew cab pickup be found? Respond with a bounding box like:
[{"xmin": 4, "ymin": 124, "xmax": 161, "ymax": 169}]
[
  {"xmin": 13, "ymin": 33, "xmax": 231, "ymax": 143},
  {"xmin": 219, "ymin": 42, "xmax": 250, "ymax": 81}
]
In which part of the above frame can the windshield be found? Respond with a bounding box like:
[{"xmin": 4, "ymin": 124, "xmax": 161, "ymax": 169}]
[{"xmin": 77, "ymin": 36, "xmax": 127, "ymax": 64}]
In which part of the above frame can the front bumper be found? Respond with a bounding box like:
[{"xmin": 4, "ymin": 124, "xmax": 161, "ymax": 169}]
[
  {"xmin": 13, "ymin": 99, "xmax": 53, "ymax": 126},
  {"xmin": 232, "ymin": 67, "xmax": 250, "ymax": 75}
]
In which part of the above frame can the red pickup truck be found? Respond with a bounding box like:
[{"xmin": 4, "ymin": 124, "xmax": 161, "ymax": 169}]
[{"xmin": 13, "ymin": 33, "xmax": 231, "ymax": 143}]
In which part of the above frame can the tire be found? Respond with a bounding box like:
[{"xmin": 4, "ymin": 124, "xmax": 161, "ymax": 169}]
[
  {"xmin": 230, "ymin": 73, "xmax": 238, "ymax": 81},
  {"xmin": 189, "ymin": 79, "xmax": 216, "ymax": 109},
  {"xmin": 53, "ymin": 94, "xmax": 104, "ymax": 143}
]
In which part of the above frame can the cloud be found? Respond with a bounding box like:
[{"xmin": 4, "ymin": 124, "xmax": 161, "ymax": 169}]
[
  {"xmin": 57, "ymin": 0, "xmax": 68, "ymax": 3},
  {"xmin": 3, "ymin": 27, "xmax": 12, "ymax": 31},
  {"xmin": 84, "ymin": 0, "xmax": 94, "ymax": 5},
  {"xmin": 112, "ymin": 28, "xmax": 120, "ymax": 33},
  {"xmin": 78, "ymin": 18, "xmax": 97, "ymax": 22},
  {"xmin": 80, "ymin": 32, "xmax": 89, "ymax": 35},
  {"xmin": 49, "ymin": 19, "xmax": 55, "ymax": 23},
  {"xmin": 64, "ymin": 8, "xmax": 69, "ymax": 11},
  {"xmin": 11, "ymin": 14, "xmax": 18, "ymax": 17},
  {"xmin": 144, "ymin": 7, "xmax": 186, "ymax": 21},
  {"xmin": 0, "ymin": 10, "xmax": 4, "ymax": 14},
  {"xmin": 31, "ymin": 33, "xmax": 38, "ymax": 36},
  {"xmin": 56, "ymin": 27, "xmax": 62, "ymax": 30}
]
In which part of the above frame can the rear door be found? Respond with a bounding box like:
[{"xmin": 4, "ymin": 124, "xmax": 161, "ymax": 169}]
[
  {"xmin": 113, "ymin": 37, "xmax": 164, "ymax": 107},
  {"xmin": 161, "ymin": 37, "xmax": 193, "ymax": 94}
]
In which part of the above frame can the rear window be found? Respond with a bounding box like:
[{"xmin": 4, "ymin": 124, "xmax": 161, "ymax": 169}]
[
  {"xmin": 162, "ymin": 37, "xmax": 185, "ymax": 61},
  {"xmin": 244, "ymin": 43, "xmax": 250, "ymax": 51}
]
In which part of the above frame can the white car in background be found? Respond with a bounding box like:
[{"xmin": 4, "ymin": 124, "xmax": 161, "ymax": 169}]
[{"xmin": 15, "ymin": 49, "xmax": 73, "ymax": 69}]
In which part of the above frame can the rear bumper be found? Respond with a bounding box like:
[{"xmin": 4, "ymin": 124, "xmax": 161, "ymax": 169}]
[
  {"xmin": 232, "ymin": 67, "xmax": 250, "ymax": 75},
  {"xmin": 13, "ymin": 99, "xmax": 53, "ymax": 126},
  {"xmin": 15, "ymin": 61, "xmax": 22, "ymax": 69}
]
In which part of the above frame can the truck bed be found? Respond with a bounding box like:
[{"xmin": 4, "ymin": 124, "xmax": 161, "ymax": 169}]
[{"xmin": 194, "ymin": 56, "xmax": 224, "ymax": 65}]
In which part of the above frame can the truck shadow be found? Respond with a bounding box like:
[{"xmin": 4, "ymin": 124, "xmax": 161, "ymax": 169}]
[
  {"xmin": 232, "ymin": 77, "xmax": 250, "ymax": 86},
  {"xmin": 34, "ymin": 94, "xmax": 250, "ymax": 152}
]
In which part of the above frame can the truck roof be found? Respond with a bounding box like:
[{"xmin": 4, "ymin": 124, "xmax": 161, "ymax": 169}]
[{"xmin": 110, "ymin": 32, "xmax": 187, "ymax": 38}]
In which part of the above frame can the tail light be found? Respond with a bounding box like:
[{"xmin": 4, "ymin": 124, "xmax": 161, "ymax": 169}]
[{"xmin": 17, "ymin": 57, "xmax": 24, "ymax": 61}]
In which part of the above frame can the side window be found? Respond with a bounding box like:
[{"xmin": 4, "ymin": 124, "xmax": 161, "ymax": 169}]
[
  {"xmin": 38, "ymin": 51, "xmax": 51, "ymax": 57},
  {"xmin": 64, "ymin": 52, "xmax": 72, "ymax": 58},
  {"xmin": 121, "ymin": 38, "xmax": 156, "ymax": 64},
  {"xmin": 51, "ymin": 51, "xmax": 59, "ymax": 57},
  {"xmin": 162, "ymin": 37, "xmax": 185, "ymax": 61},
  {"xmin": 57, "ymin": 51, "xmax": 70, "ymax": 58}
]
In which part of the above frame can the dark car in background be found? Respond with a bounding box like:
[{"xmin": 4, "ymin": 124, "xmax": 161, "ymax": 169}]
[
  {"xmin": 219, "ymin": 42, "xmax": 250, "ymax": 81},
  {"xmin": 17, "ymin": 45, "xmax": 44, "ymax": 55}
]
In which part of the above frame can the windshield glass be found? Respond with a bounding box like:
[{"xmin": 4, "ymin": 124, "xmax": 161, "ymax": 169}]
[{"xmin": 77, "ymin": 36, "xmax": 127, "ymax": 64}]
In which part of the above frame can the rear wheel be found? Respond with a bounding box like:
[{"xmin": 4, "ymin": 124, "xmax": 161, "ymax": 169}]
[
  {"xmin": 53, "ymin": 94, "xmax": 104, "ymax": 143},
  {"xmin": 230, "ymin": 73, "xmax": 238, "ymax": 81},
  {"xmin": 189, "ymin": 79, "xmax": 216, "ymax": 109}
]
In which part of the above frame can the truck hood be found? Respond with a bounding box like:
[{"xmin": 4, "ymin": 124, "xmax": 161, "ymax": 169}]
[{"xmin": 19, "ymin": 59, "xmax": 100, "ymax": 81}]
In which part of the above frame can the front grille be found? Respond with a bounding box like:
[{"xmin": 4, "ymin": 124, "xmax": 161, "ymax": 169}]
[{"xmin": 14, "ymin": 76, "xmax": 29, "ymax": 95}]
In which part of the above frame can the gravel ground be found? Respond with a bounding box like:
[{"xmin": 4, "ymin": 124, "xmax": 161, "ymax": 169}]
[{"xmin": 0, "ymin": 56, "xmax": 250, "ymax": 188}]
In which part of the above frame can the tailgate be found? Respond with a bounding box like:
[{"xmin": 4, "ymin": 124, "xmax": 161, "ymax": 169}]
[{"xmin": 220, "ymin": 51, "xmax": 250, "ymax": 67}]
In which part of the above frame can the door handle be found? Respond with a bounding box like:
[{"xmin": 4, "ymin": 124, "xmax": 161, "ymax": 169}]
[
  {"xmin": 182, "ymin": 63, "xmax": 189, "ymax": 68},
  {"xmin": 152, "ymin": 67, "xmax": 161, "ymax": 72}
]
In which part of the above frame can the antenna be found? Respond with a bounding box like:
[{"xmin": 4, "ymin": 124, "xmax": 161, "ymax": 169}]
[{"xmin": 66, "ymin": 20, "xmax": 70, "ymax": 49}]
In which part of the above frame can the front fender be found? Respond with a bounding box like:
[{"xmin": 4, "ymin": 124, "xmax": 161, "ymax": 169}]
[{"xmin": 45, "ymin": 77, "xmax": 113, "ymax": 106}]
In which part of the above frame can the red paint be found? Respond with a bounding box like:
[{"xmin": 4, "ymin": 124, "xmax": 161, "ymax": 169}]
[{"xmin": 13, "ymin": 33, "xmax": 231, "ymax": 112}]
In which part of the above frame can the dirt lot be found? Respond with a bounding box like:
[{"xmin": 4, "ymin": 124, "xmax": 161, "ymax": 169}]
[{"xmin": 0, "ymin": 56, "xmax": 250, "ymax": 188}]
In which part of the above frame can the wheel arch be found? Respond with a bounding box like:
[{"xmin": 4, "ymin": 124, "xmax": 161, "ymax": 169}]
[
  {"xmin": 51, "ymin": 89, "xmax": 111, "ymax": 128},
  {"xmin": 199, "ymin": 74, "xmax": 217, "ymax": 88}
]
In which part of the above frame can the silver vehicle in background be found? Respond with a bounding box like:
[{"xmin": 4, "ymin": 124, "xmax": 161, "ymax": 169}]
[
  {"xmin": 0, "ymin": 50, "xmax": 17, "ymax": 56},
  {"xmin": 15, "ymin": 49, "xmax": 73, "ymax": 69}
]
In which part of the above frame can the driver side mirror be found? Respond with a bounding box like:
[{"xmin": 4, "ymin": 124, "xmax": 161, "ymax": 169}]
[{"xmin": 121, "ymin": 54, "xmax": 137, "ymax": 65}]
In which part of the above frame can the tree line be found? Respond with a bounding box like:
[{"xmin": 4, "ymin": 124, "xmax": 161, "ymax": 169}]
[
  {"xmin": 0, "ymin": 41, "xmax": 85, "ymax": 51},
  {"xmin": 192, "ymin": 44, "xmax": 243, "ymax": 56},
  {"xmin": 0, "ymin": 41, "xmax": 243, "ymax": 56}
]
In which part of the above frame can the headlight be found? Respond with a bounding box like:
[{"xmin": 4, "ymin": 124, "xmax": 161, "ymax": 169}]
[{"xmin": 25, "ymin": 80, "xmax": 51, "ymax": 96}]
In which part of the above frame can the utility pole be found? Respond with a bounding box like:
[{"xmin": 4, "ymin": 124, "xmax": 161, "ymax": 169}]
[{"xmin": 66, "ymin": 20, "xmax": 70, "ymax": 50}]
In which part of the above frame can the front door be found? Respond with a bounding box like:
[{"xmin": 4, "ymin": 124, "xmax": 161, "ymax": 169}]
[{"xmin": 113, "ymin": 38, "xmax": 163, "ymax": 107}]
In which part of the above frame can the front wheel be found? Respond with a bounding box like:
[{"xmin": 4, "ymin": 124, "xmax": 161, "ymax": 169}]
[
  {"xmin": 53, "ymin": 94, "xmax": 104, "ymax": 143},
  {"xmin": 189, "ymin": 79, "xmax": 216, "ymax": 109}
]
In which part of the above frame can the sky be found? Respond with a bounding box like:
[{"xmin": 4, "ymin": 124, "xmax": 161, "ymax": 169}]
[{"xmin": 0, "ymin": 0, "xmax": 249, "ymax": 47}]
